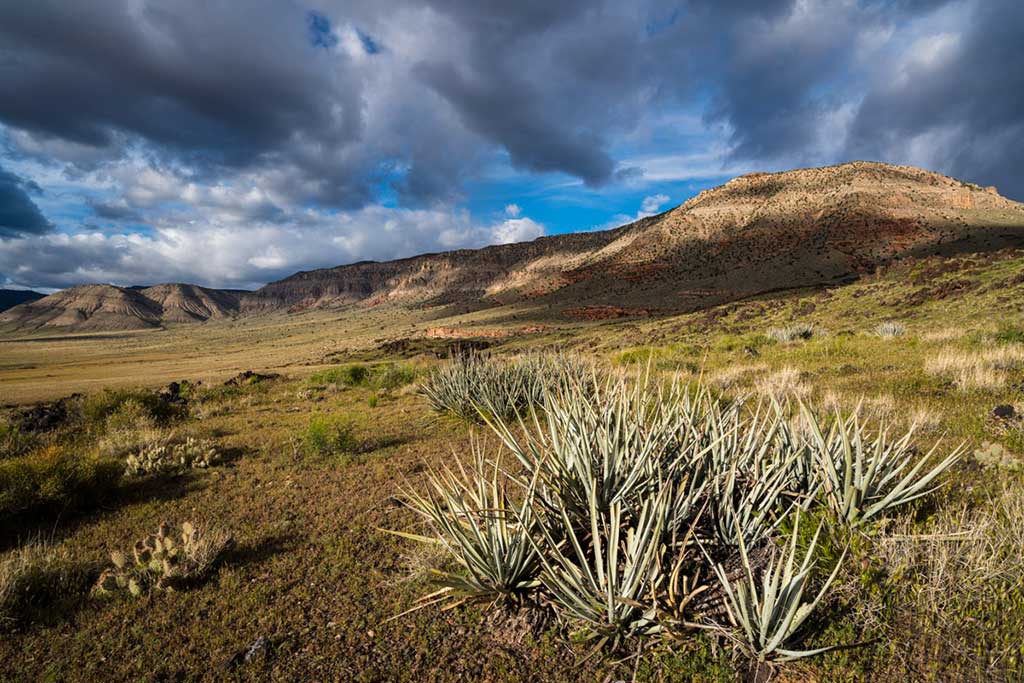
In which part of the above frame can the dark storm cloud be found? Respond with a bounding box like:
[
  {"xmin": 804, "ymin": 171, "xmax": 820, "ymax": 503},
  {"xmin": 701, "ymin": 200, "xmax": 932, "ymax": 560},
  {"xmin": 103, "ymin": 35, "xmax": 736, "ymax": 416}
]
[
  {"xmin": 847, "ymin": 0, "xmax": 1024, "ymax": 198},
  {"xmin": 0, "ymin": 165, "xmax": 51, "ymax": 237}
]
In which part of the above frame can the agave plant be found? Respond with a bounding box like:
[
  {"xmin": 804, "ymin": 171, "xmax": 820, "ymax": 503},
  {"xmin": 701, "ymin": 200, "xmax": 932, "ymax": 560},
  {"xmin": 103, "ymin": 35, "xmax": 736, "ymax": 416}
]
[
  {"xmin": 802, "ymin": 404, "xmax": 963, "ymax": 526},
  {"xmin": 708, "ymin": 513, "xmax": 846, "ymax": 662},
  {"xmin": 388, "ymin": 446, "xmax": 541, "ymax": 610}
]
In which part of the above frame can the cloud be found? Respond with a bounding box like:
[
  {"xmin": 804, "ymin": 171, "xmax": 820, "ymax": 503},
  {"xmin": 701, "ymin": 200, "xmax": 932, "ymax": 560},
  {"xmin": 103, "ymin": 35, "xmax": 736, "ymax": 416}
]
[
  {"xmin": 0, "ymin": 165, "xmax": 51, "ymax": 237},
  {"xmin": 0, "ymin": 205, "xmax": 545, "ymax": 290},
  {"xmin": 640, "ymin": 194, "xmax": 670, "ymax": 214},
  {"xmin": 504, "ymin": 203, "xmax": 521, "ymax": 217},
  {"xmin": 1, "ymin": 0, "xmax": 1023, "ymax": 290}
]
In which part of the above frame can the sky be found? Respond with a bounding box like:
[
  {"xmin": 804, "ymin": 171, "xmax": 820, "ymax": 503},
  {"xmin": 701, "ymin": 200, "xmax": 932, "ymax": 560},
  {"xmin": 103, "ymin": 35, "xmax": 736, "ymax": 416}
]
[{"xmin": 0, "ymin": 0, "xmax": 1021, "ymax": 292}]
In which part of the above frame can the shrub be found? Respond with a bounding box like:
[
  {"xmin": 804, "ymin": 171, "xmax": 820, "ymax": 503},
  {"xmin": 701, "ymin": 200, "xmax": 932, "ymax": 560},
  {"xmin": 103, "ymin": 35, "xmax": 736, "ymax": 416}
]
[
  {"xmin": 97, "ymin": 399, "xmax": 168, "ymax": 459},
  {"xmin": 302, "ymin": 416, "xmax": 359, "ymax": 456},
  {"xmin": 767, "ymin": 324, "xmax": 816, "ymax": 343},
  {"xmin": 392, "ymin": 373, "xmax": 962, "ymax": 663},
  {"xmin": 418, "ymin": 353, "xmax": 590, "ymax": 421},
  {"xmin": 0, "ymin": 446, "xmax": 122, "ymax": 519},
  {"xmin": 0, "ymin": 422, "xmax": 36, "ymax": 461},
  {"xmin": 124, "ymin": 437, "xmax": 221, "ymax": 477},
  {"xmin": 308, "ymin": 364, "xmax": 370, "ymax": 388},
  {"xmin": 374, "ymin": 363, "xmax": 417, "ymax": 392},
  {"xmin": 874, "ymin": 321, "xmax": 906, "ymax": 338},
  {"xmin": 1, "ymin": 540, "xmax": 89, "ymax": 626},
  {"xmin": 95, "ymin": 521, "xmax": 233, "ymax": 596},
  {"xmin": 81, "ymin": 388, "xmax": 182, "ymax": 429}
]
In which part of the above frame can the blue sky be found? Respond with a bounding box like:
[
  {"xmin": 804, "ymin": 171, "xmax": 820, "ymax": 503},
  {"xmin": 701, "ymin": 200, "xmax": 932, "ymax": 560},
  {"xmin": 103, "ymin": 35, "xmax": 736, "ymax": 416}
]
[{"xmin": 0, "ymin": 0, "xmax": 1021, "ymax": 290}]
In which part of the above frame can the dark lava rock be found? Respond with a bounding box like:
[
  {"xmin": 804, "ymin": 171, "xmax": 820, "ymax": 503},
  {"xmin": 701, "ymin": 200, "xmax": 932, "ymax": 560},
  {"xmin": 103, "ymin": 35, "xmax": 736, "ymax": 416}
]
[{"xmin": 992, "ymin": 404, "xmax": 1016, "ymax": 420}]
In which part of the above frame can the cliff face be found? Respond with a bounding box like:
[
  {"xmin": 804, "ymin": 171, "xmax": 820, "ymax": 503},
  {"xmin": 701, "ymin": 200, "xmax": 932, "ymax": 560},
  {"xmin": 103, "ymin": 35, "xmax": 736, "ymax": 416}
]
[{"xmin": 4, "ymin": 162, "xmax": 1024, "ymax": 332}]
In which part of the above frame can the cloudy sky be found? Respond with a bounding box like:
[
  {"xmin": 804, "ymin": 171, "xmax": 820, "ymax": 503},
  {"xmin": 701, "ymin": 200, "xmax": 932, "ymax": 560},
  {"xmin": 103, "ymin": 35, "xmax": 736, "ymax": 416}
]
[{"xmin": 0, "ymin": 0, "xmax": 1021, "ymax": 291}]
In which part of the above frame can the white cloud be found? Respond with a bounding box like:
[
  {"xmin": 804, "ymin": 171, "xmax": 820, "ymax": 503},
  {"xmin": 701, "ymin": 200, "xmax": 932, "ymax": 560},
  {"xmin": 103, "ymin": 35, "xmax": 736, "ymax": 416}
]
[
  {"xmin": 640, "ymin": 194, "xmax": 670, "ymax": 214},
  {"xmin": 0, "ymin": 204, "xmax": 545, "ymax": 290},
  {"xmin": 504, "ymin": 203, "xmax": 521, "ymax": 217}
]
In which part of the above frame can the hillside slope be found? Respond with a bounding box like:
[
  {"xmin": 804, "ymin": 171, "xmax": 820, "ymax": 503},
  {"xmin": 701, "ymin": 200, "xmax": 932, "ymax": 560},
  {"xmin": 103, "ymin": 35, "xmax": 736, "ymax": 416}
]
[
  {"xmin": 0, "ymin": 284, "xmax": 243, "ymax": 331},
  {"xmin": 4, "ymin": 161, "xmax": 1023, "ymax": 332},
  {"xmin": 250, "ymin": 162, "xmax": 1024, "ymax": 315}
]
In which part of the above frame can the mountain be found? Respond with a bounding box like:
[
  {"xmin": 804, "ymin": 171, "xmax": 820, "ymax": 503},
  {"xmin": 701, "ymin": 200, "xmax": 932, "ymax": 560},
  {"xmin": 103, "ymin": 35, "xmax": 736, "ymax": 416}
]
[
  {"xmin": 0, "ymin": 289, "xmax": 44, "ymax": 313},
  {"xmin": 4, "ymin": 162, "xmax": 1024, "ymax": 332},
  {"xmin": 248, "ymin": 162, "xmax": 1024, "ymax": 315},
  {"xmin": 0, "ymin": 283, "xmax": 243, "ymax": 331}
]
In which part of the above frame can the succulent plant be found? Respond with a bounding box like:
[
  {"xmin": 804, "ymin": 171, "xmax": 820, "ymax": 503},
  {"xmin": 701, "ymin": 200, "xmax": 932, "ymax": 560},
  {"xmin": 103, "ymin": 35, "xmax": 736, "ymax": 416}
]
[
  {"xmin": 94, "ymin": 521, "xmax": 233, "ymax": 598},
  {"xmin": 125, "ymin": 437, "xmax": 221, "ymax": 477}
]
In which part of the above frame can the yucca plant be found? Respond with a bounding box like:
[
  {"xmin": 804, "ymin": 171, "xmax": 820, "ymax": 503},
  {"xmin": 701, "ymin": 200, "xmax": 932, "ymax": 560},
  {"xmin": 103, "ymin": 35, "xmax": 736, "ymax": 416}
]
[
  {"xmin": 529, "ymin": 486, "xmax": 669, "ymax": 646},
  {"xmin": 802, "ymin": 405, "xmax": 963, "ymax": 526},
  {"xmin": 419, "ymin": 352, "xmax": 589, "ymax": 422},
  {"xmin": 874, "ymin": 321, "xmax": 906, "ymax": 338},
  {"xmin": 388, "ymin": 446, "xmax": 541, "ymax": 611},
  {"xmin": 708, "ymin": 513, "xmax": 846, "ymax": 663}
]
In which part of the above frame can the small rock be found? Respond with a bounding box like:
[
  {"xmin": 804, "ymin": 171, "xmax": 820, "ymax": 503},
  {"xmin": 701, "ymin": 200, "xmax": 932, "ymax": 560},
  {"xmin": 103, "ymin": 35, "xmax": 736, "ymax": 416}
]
[
  {"xmin": 244, "ymin": 636, "xmax": 270, "ymax": 663},
  {"xmin": 992, "ymin": 404, "xmax": 1016, "ymax": 420}
]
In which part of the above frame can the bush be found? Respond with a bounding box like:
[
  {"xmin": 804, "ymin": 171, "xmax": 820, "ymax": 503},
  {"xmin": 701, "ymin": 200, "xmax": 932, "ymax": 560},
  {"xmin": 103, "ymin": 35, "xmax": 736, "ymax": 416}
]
[
  {"xmin": 308, "ymin": 364, "xmax": 370, "ymax": 388},
  {"xmin": 95, "ymin": 521, "xmax": 234, "ymax": 596},
  {"xmin": 302, "ymin": 416, "xmax": 359, "ymax": 456},
  {"xmin": 0, "ymin": 422, "xmax": 36, "ymax": 461},
  {"xmin": 418, "ymin": 353, "xmax": 591, "ymax": 421},
  {"xmin": 768, "ymin": 323, "xmax": 817, "ymax": 343},
  {"xmin": 1, "ymin": 540, "xmax": 89, "ymax": 626},
  {"xmin": 0, "ymin": 446, "xmax": 122, "ymax": 519},
  {"xmin": 97, "ymin": 399, "xmax": 168, "ymax": 459},
  {"xmin": 375, "ymin": 363, "xmax": 417, "ymax": 392},
  {"xmin": 81, "ymin": 389, "xmax": 182, "ymax": 429},
  {"xmin": 393, "ymin": 374, "xmax": 961, "ymax": 663}
]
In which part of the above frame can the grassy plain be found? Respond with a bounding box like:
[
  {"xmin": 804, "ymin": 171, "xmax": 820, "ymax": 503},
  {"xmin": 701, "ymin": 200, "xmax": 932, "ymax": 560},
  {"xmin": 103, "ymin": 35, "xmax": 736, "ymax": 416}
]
[{"xmin": 2, "ymin": 248, "xmax": 1024, "ymax": 681}]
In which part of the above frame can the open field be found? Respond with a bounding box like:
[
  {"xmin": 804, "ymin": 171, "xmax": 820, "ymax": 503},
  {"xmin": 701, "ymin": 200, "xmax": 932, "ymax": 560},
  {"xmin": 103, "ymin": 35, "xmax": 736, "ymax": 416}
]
[{"xmin": 2, "ymin": 249, "xmax": 1024, "ymax": 681}]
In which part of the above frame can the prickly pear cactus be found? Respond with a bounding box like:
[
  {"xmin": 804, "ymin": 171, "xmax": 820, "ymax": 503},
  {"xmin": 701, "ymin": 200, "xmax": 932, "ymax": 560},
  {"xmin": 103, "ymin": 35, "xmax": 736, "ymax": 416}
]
[
  {"xmin": 125, "ymin": 438, "xmax": 221, "ymax": 477},
  {"xmin": 93, "ymin": 520, "xmax": 230, "ymax": 598}
]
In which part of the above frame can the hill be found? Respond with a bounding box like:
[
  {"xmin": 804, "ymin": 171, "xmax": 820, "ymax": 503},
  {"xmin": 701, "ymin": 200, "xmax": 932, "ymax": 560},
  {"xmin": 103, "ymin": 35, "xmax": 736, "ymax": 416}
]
[
  {"xmin": 248, "ymin": 161, "xmax": 1024, "ymax": 316},
  {"xmin": 0, "ymin": 283, "xmax": 243, "ymax": 331},
  {"xmin": 4, "ymin": 161, "xmax": 1023, "ymax": 332},
  {"xmin": 0, "ymin": 289, "xmax": 44, "ymax": 312}
]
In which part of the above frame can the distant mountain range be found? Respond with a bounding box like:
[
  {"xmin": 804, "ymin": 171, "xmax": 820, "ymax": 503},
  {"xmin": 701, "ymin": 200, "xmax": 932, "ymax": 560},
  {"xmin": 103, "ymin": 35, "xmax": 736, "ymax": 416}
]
[
  {"xmin": 0, "ymin": 289, "xmax": 44, "ymax": 313},
  {"xmin": 4, "ymin": 161, "xmax": 1024, "ymax": 332}
]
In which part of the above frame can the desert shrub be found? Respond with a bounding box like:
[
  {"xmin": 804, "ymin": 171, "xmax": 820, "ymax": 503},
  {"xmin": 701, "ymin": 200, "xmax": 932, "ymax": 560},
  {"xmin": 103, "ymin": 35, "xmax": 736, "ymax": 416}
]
[
  {"xmin": 1, "ymin": 540, "xmax": 90, "ymax": 626},
  {"xmin": 308, "ymin": 364, "xmax": 370, "ymax": 388},
  {"xmin": 418, "ymin": 353, "xmax": 591, "ymax": 421},
  {"xmin": 0, "ymin": 421, "xmax": 37, "ymax": 461},
  {"xmin": 81, "ymin": 388, "xmax": 182, "ymax": 429},
  {"xmin": 992, "ymin": 324, "xmax": 1024, "ymax": 345},
  {"xmin": 767, "ymin": 323, "xmax": 817, "ymax": 343},
  {"xmin": 874, "ymin": 321, "xmax": 906, "ymax": 338},
  {"xmin": 0, "ymin": 445, "xmax": 122, "ymax": 519},
  {"xmin": 374, "ymin": 363, "xmax": 417, "ymax": 392},
  {"xmin": 95, "ymin": 521, "xmax": 233, "ymax": 596},
  {"xmin": 393, "ymin": 374, "xmax": 961, "ymax": 665},
  {"xmin": 124, "ymin": 437, "xmax": 221, "ymax": 477},
  {"xmin": 302, "ymin": 416, "xmax": 359, "ymax": 456},
  {"xmin": 96, "ymin": 399, "xmax": 169, "ymax": 459}
]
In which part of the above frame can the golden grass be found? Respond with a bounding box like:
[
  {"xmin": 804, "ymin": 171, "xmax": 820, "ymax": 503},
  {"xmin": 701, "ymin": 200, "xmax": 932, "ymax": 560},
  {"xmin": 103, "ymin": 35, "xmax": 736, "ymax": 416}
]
[{"xmin": 924, "ymin": 345, "xmax": 1024, "ymax": 390}]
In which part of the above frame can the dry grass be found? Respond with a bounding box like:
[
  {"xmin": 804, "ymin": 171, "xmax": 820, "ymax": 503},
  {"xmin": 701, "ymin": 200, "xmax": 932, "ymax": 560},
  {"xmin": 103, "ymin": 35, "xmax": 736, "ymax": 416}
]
[
  {"xmin": 756, "ymin": 365, "xmax": 811, "ymax": 398},
  {"xmin": 924, "ymin": 345, "xmax": 1024, "ymax": 390},
  {"xmin": 1, "ymin": 540, "xmax": 85, "ymax": 626}
]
